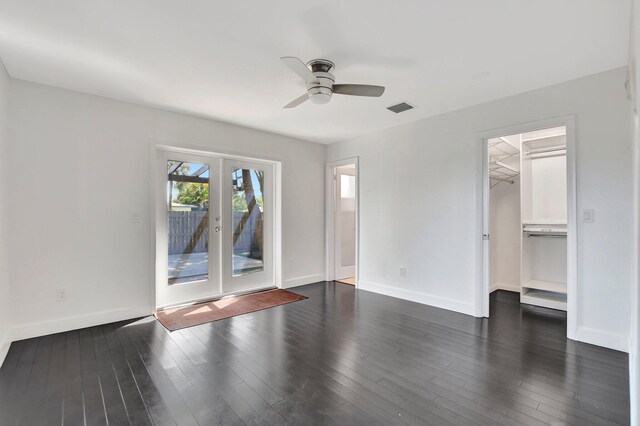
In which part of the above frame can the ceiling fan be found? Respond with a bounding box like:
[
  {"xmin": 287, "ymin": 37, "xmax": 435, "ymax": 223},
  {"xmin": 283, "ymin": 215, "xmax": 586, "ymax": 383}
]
[{"xmin": 280, "ymin": 57, "xmax": 385, "ymax": 108}]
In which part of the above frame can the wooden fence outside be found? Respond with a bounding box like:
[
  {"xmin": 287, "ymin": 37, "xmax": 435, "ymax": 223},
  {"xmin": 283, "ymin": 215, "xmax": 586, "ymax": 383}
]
[
  {"xmin": 168, "ymin": 211, "xmax": 209, "ymax": 255},
  {"xmin": 168, "ymin": 211, "xmax": 263, "ymax": 256}
]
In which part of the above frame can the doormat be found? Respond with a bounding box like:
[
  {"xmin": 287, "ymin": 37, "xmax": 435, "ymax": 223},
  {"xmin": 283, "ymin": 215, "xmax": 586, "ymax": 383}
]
[{"xmin": 154, "ymin": 289, "xmax": 308, "ymax": 331}]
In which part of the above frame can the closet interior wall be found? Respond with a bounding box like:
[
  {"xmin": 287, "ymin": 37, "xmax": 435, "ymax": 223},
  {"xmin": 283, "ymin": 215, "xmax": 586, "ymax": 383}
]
[
  {"xmin": 489, "ymin": 135, "xmax": 522, "ymax": 293},
  {"xmin": 489, "ymin": 177, "xmax": 521, "ymax": 292}
]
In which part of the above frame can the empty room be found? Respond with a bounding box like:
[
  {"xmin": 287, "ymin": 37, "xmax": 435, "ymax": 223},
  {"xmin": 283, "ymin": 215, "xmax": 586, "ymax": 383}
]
[{"xmin": 0, "ymin": 1, "xmax": 639, "ymax": 425}]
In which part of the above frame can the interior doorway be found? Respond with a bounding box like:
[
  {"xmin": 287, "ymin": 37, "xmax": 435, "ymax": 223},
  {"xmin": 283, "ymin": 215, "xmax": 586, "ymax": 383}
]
[
  {"xmin": 483, "ymin": 124, "xmax": 575, "ymax": 324},
  {"xmin": 335, "ymin": 164, "xmax": 356, "ymax": 284},
  {"xmin": 155, "ymin": 147, "xmax": 277, "ymax": 309},
  {"xmin": 326, "ymin": 159, "xmax": 358, "ymax": 286}
]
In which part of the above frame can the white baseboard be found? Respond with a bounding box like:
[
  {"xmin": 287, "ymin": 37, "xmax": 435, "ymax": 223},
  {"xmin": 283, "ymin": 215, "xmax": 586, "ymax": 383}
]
[
  {"xmin": 358, "ymin": 280, "xmax": 475, "ymax": 316},
  {"xmin": 282, "ymin": 273, "xmax": 325, "ymax": 289},
  {"xmin": 10, "ymin": 305, "xmax": 152, "ymax": 343},
  {"xmin": 490, "ymin": 282, "xmax": 521, "ymax": 293},
  {"xmin": 630, "ymin": 346, "xmax": 638, "ymax": 426},
  {"xmin": 574, "ymin": 326, "xmax": 629, "ymax": 353}
]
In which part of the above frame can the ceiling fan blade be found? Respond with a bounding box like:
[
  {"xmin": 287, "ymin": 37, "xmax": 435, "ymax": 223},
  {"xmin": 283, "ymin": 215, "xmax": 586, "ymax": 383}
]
[
  {"xmin": 333, "ymin": 84, "xmax": 385, "ymax": 97},
  {"xmin": 281, "ymin": 57, "xmax": 316, "ymax": 83},
  {"xmin": 284, "ymin": 92, "xmax": 310, "ymax": 108}
]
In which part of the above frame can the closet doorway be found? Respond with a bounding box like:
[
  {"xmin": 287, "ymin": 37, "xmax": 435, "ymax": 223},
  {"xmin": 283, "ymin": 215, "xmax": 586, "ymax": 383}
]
[
  {"xmin": 326, "ymin": 159, "xmax": 358, "ymax": 287},
  {"xmin": 480, "ymin": 120, "xmax": 577, "ymax": 338}
]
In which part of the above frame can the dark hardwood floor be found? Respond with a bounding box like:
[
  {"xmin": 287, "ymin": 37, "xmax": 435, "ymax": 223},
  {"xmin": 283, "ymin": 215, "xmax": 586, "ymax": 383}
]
[{"xmin": 0, "ymin": 283, "xmax": 630, "ymax": 425}]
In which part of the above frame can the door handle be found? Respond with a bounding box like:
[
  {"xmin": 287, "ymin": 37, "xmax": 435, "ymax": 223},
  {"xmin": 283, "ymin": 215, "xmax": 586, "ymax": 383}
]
[{"xmin": 215, "ymin": 226, "xmax": 221, "ymax": 232}]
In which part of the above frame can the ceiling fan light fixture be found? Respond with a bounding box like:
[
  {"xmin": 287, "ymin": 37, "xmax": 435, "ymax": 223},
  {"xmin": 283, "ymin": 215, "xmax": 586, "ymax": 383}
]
[
  {"xmin": 308, "ymin": 86, "xmax": 332, "ymax": 105},
  {"xmin": 310, "ymin": 93, "xmax": 332, "ymax": 105}
]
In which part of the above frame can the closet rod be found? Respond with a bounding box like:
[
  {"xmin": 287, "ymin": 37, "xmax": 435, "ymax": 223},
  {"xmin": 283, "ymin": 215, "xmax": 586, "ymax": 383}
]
[
  {"xmin": 526, "ymin": 234, "xmax": 566, "ymax": 238},
  {"xmin": 524, "ymin": 145, "xmax": 566, "ymax": 156},
  {"xmin": 490, "ymin": 176, "xmax": 515, "ymax": 184}
]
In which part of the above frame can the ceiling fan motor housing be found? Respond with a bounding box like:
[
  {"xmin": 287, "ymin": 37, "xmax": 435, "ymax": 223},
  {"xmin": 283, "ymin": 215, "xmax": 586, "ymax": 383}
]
[{"xmin": 307, "ymin": 59, "xmax": 335, "ymax": 104}]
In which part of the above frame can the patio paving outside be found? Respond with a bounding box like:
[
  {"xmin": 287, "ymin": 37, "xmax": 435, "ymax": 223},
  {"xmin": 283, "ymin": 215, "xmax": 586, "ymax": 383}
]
[{"xmin": 168, "ymin": 252, "xmax": 263, "ymax": 284}]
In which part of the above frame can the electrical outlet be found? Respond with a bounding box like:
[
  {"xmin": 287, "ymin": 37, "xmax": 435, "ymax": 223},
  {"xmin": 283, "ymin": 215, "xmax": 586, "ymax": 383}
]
[
  {"xmin": 400, "ymin": 266, "xmax": 407, "ymax": 278},
  {"xmin": 582, "ymin": 209, "xmax": 595, "ymax": 223},
  {"xmin": 56, "ymin": 288, "xmax": 67, "ymax": 302}
]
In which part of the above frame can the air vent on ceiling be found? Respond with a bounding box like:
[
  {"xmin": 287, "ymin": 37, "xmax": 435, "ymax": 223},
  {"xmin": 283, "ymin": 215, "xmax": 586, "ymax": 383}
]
[{"xmin": 387, "ymin": 102, "xmax": 415, "ymax": 113}]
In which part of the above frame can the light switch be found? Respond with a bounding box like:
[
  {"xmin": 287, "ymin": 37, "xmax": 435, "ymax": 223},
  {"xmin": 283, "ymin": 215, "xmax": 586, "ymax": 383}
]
[{"xmin": 582, "ymin": 209, "xmax": 595, "ymax": 223}]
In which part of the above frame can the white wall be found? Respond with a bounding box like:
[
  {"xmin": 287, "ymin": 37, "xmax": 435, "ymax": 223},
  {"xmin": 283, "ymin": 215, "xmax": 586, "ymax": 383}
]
[
  {"xmin": 0, "ymin": 60, "xmax": 10, "ymax": 364},
  {"xmin": 489, "ymin": 178, "xmax": 520, "ymax": 292},
  {"xmin": 6, "ymin": 78, "xmax": 326, "ymax": 341},
  {"xmin": 328, "ymin": 67, "xmax": 633, "ymax": 351}
]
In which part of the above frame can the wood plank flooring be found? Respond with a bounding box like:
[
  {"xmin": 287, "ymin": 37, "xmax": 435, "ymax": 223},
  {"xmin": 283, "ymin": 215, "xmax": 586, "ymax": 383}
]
[{"xmin": 0, "ymin": 283, "xmax": 630, "ymax": 425}]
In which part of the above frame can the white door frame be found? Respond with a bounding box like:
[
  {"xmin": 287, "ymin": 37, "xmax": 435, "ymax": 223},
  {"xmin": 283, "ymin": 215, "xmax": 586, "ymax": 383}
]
[
  {"xmin": 153, "ymin": 144, "xmax": 282, "ymax": 310},
  {"xmin": 475, "ymin": 115, "xmax": 577, "ymax": 341},
  {"xmin": 325, "ymin": 158, "xmax": 359, "ymax": 286}
]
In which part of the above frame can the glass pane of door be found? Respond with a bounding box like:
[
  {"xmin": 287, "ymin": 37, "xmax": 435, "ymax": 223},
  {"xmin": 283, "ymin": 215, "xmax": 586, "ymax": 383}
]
[
  {"xmin": 167, "ymin": 160, "xmax": 210, "ymax": 284},
  {"xmin": 231, "ymin": 168, "xmax": 264, "ymax": 276}
]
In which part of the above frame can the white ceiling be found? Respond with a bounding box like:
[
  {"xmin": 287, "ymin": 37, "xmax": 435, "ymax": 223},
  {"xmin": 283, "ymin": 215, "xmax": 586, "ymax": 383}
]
[{"xmin": 0, "ymin": 1, "xmax": 630, "ymax": 144}]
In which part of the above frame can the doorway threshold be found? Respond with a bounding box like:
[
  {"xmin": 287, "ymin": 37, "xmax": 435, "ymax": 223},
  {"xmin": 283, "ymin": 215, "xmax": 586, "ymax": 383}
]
[{"xmin": 156, "ymin": 284, "xmax": 277, "ymax": 312}]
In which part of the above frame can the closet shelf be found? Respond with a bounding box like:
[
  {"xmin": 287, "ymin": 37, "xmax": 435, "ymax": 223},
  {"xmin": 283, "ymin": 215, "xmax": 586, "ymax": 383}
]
[
  {"xmin": 522, "ymin": 280, "xmax": 566, "ymax": 293},
  {"xmin": 521, "ymin": 289, "xmax": 567, "ymax": 311},
  {"xmin": 488, "ymin": 137, "xmax": 520, "ymax": 187},
  {"xmin": 520, "ymin": 131, "xmax": 566, "ymax": 144},
  {"xmin": 523, "ymin": 224, "xmax": 567, "ymax": 236},
  {"xmin": 523, "ymin": 146, "xmax": 566, "ymax": 158}
]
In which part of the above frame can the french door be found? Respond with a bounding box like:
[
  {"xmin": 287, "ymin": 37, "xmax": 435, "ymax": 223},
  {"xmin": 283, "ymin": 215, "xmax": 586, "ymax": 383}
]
[
  {"xmin": 156, "ymin": 149, "xmax": 274, "ymax": 308},
  {"xmin": 222, "ymin": 159, "xmax": 273, "ymax": 293}
]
